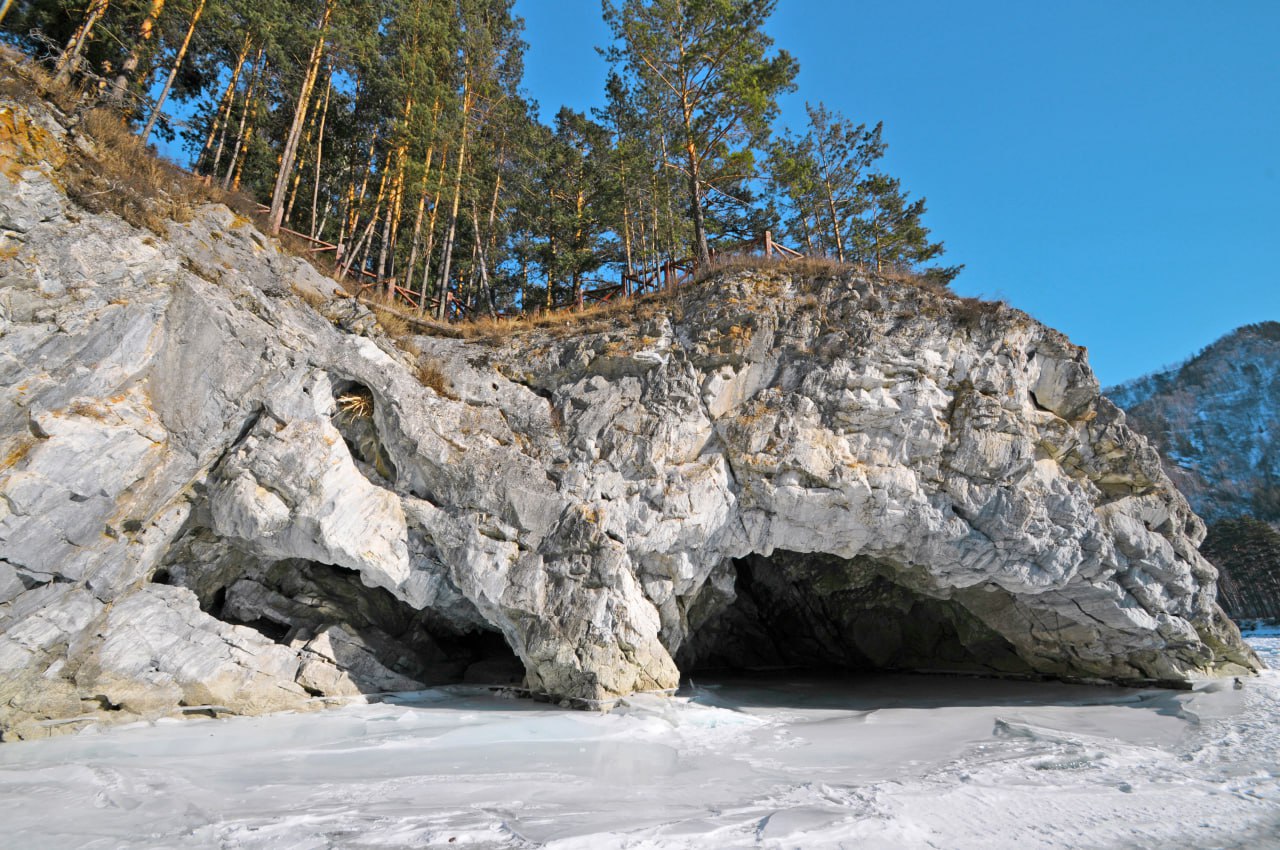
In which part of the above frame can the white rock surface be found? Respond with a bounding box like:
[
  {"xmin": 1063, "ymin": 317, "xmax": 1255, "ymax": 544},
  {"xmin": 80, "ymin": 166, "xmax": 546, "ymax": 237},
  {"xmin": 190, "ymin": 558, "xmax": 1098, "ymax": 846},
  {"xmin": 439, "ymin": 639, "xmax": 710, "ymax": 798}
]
[{"xmin": 0, "ymin": 88, "xmax": 1260, "ymax": 739}]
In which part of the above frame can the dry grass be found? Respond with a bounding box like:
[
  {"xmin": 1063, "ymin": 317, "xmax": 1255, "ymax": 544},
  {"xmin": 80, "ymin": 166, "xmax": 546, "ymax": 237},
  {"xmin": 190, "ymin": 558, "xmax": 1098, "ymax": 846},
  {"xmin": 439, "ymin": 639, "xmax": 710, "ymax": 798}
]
[
  {"xmin": 401, "ymin": 257, "xmax": 842, "ymax": 344},
  {"xmin": 67, "ymin": 399, "xmax": 112, "ymax": 421},
  {"xmin": 372, "ymin": 307, "xmax": 410, "ymax": 339},
  {"xmin": 951, "ymin": 295, "xmax": 1005, "ymax": 328},
  {"xmin": 293, "ymin": 285, "xmax": 330, "ymax": 311},
  {"xmin": 336, "ymin": 390, "xmax": 374, "ymax": 419},
  {"xmin": 412, "ymin": 286, "xmax": 686, "ymax": 345},
  {"xmin": 0, "ymin": 46, "xmax": 84, "ymax": 113},
  {"xmin": 415, "ymin": 358, "xmax": 452, "ymax": 397},
  {"xmin": 0, "ymin": 46, "xmax": 352, "ymax": 282},
  {"xmin": 63, "ymin": 108, "xmax": 223, "ymax": 233}
]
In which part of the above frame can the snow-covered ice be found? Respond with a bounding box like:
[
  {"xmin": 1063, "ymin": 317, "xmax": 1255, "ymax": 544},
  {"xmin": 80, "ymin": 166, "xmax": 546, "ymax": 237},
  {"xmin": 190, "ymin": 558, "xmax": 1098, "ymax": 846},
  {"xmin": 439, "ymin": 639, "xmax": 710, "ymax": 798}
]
[{"xmin": 2, "ymin": 636, "xmax": 1278, "ymax": 849}]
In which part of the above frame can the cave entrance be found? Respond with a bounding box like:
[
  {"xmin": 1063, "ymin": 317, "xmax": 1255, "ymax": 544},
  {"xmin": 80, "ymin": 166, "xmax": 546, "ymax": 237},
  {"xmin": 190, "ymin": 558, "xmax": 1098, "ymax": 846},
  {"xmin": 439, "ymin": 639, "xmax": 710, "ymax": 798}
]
[
  {"xmin": 162, "ymin": 539, "xmax": 525, "ymax": 694},
  {"xmin": 218, "ymin": 560, "xmax": 524, "ymax": 690},
  {"xmin": 677, "ymin": 552, "xmax": 1031, "ymax": 679}
]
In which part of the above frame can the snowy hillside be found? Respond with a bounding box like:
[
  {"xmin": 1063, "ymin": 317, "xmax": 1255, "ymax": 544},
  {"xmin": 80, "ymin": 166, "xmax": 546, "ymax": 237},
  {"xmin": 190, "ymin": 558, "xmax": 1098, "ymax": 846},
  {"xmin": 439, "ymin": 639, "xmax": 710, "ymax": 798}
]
[{"xmin": 1107, "ymin": 322, "xmax": 1280, "ymax": 524}]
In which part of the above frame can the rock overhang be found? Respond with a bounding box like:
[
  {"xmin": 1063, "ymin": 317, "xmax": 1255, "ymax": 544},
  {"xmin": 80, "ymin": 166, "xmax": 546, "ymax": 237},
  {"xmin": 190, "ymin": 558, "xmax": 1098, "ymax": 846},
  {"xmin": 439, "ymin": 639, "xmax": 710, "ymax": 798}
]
[{"xmin": 0, "ymin": 90, "xmax": 1263, "ymax": 739}]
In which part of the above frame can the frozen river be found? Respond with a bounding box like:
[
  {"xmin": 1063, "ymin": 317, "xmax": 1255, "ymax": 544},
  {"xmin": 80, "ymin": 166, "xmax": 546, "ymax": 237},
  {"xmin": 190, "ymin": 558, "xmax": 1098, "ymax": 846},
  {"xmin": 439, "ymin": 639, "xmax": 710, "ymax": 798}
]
[{"xmin": 2, "ymin": 635, "xmax": 1278, "ymax": 849}]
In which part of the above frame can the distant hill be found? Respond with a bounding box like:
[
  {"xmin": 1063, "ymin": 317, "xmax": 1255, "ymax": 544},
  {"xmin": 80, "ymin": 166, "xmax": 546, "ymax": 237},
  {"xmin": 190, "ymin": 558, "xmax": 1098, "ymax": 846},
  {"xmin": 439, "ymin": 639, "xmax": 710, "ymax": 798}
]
[{"xmin": 1107, "ymin": 322, "xmax": 1280, "ymax": 525}]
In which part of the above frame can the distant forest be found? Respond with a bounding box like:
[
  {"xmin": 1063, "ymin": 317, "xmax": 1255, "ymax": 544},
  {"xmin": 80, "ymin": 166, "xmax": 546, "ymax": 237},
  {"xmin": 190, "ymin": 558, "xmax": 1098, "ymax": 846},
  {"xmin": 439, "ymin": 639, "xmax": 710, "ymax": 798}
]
[{"xmin": 1, "ymin": 0, "xmax": 960, "ymax": 316}]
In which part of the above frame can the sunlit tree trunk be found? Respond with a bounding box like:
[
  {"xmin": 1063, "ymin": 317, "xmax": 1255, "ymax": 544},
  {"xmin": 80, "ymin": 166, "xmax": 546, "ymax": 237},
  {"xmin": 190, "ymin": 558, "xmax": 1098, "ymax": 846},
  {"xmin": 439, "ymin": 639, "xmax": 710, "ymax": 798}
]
[
  {"xmin": 434, "ymin": 77, "xmax": 472, "ymax": 321},
  {"xmin": 110, "ymin": 0, "xmax": 165, "ymax": 106},
  {"xmin": 199, "ymin": 35, "xmax": 251, "ymax": 176},
  {"xmin": 269, "ymin": 0, "xmax": 335, "ymax": 234},
  {"xmin": 56, "ymin": 0, "xmax": 111, "ymax": 81},
  {"xmin": 141, "ymin": 0, "xmax": 206, "ymax": 145},
  {"xmin": 309, "ymin": 73, "xmax": 333, "ymax": 240},
  {"xmin": 223, "ymin": 46, "xmax": 265, "ymax": 190}
]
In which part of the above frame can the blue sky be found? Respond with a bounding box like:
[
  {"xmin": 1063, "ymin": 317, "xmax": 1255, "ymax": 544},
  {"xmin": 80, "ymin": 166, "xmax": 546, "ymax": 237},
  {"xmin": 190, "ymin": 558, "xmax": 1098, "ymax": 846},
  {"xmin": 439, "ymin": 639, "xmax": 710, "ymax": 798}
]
[{"xmin": 515, "ymin": 0, "xmax": 1280, "ymax": 386}]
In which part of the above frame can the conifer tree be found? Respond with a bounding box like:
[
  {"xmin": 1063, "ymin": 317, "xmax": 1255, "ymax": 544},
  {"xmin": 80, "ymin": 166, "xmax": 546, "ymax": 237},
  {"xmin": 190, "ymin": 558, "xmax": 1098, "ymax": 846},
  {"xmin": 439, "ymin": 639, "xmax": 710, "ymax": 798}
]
[{"xmin": 603, "ymin": 0, "xmax": 796, "ymax": 267}]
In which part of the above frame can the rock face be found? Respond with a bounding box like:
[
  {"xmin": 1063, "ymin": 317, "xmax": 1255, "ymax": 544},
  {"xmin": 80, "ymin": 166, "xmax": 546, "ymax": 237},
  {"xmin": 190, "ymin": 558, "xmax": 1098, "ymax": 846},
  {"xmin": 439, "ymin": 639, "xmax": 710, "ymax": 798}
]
[
  {"xmin": 0, "ymin": 88, "xmax": 1261, "ymax": 740},
  {"xmin": 1106, "ymin": 324, "xmax": 1280, "ymax": 621}
]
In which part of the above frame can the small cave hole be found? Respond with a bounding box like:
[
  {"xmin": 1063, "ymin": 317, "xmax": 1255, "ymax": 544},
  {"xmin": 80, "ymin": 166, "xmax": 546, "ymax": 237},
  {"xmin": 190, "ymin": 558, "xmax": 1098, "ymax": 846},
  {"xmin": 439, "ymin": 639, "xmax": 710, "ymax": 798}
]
[
  {"xmin": 150, "ymin": 568, "xmax": 172, "ymax": 586},
  {"xmin": 235, "ymin": 617, "xmax": 292, "ymax": 645},
  {"xmin": 206, "ymin": 585, "xmax": 228, "ymax": 618},
  {"xmin": 329, "ymin": 378, "xmax": 398, "ymax": 482}
]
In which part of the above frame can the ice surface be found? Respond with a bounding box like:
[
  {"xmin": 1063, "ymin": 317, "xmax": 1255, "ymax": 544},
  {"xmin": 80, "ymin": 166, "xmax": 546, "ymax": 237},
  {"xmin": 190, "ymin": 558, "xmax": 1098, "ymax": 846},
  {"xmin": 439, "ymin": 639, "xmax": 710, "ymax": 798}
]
[{"xmin": 2, "ymin": 639, "xmax": 1279, "ymax": 849}]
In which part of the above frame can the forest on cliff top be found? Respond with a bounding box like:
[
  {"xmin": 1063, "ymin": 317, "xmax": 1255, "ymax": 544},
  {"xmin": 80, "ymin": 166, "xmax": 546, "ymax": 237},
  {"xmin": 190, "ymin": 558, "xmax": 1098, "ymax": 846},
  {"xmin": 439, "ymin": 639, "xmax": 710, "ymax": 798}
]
[{"xmin": 1, "ymin": 0, "xmax": 959, "ymax": 319}]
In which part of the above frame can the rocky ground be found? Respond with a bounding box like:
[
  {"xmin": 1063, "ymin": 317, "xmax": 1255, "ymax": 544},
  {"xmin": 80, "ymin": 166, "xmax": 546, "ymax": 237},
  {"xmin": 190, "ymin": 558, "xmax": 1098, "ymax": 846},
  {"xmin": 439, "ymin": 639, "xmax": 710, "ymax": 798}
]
[{"xmin": 0, "ymin": 70, "xmax": 1260, "ymax": 741}]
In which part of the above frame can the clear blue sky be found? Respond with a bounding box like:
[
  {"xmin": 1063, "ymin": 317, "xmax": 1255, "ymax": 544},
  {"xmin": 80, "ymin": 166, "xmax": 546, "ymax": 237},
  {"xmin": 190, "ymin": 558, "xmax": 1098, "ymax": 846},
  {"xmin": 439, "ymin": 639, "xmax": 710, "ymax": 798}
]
[{"xmin": 515, "ymin": 0, "xmax": 1280, "ymax": 387}]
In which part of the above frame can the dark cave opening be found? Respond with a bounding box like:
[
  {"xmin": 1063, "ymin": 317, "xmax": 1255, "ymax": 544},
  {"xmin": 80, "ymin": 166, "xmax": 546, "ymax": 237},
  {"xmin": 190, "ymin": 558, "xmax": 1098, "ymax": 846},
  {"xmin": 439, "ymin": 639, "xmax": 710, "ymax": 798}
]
[
  {"xmin": 217, "ymin": 560, "xmax": 524, "ymax": 688},
  {"xmin": 161, "ymin": 530, "xmax": 525, "ymax": 693},
  {"xmin": 677, "ymin": 551, "xmax": 1031, "ymax": 679}
]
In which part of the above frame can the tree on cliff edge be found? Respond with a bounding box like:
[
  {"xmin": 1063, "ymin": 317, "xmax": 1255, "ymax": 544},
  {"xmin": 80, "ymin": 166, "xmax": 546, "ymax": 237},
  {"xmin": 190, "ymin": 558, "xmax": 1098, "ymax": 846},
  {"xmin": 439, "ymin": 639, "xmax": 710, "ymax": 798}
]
[{"xmin": 603, "ymin": 0, "xmax": 796, "ymax": 268}]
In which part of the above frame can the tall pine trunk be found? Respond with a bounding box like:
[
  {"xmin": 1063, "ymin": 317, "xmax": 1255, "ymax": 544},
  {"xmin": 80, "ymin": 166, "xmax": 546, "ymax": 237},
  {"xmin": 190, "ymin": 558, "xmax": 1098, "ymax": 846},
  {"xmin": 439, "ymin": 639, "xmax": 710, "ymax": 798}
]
[
  {"xmin": 416, "ymin": 143, "xmax": 449, "ymax": 315},
  {"xmin": 199, "ymin": 35, "xmax": 251, "ymax": 176},
  {"xmin": 110, "ymin": 0, "xmax": 165, "ymax": 107},
  {"xmin": 56, "ymin": 0, "xmax": 111, "ymax": 82},
  {"xmin": 269, "ymin": 0, "xmax": 335, "ymax": 235},
  {"xmin": 309, "ymin": 73, "xmax": 333, "ymax": 240},
  {"xmin": 141, "ymin": 0, "xmax": 206, "ymax": 145},
  {"xmin": 681, "ymin": 98, "xmax": 710, "ymax": 269},
  {"xmin": 223, "ymin": 46, "xmax": 265, "ymax": 191},
  {"xmin": 434, "ymin": 78, "xmax": 471, "ymax": 321}
]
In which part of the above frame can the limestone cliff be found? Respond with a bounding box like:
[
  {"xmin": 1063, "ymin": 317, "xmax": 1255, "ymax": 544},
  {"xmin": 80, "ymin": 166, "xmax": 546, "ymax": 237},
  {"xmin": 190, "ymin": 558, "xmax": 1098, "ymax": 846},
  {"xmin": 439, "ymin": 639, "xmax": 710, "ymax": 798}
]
[{"xmin": 0, "ymin": 83, "xmax": 1260, "ymax": 740}]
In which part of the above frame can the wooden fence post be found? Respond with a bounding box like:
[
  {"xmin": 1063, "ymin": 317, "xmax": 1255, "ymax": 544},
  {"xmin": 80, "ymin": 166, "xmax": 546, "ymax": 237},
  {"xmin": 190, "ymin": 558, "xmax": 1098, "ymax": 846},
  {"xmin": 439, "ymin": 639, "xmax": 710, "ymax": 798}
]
[{"xmin": 765, "ymin": 230, "xmax": 773, "ymax": 258}]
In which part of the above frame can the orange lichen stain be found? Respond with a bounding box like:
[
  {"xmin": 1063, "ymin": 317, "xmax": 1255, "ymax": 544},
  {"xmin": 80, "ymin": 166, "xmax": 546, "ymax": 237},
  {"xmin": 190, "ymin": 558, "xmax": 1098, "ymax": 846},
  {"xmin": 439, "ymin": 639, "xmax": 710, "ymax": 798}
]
[
  {"xmin": 1, "ymin": 437, "xmax": 36, "ymax": 472},
  {"xmin": 0, "ymin": 106, "xmax": 66, "ymax": 180}
]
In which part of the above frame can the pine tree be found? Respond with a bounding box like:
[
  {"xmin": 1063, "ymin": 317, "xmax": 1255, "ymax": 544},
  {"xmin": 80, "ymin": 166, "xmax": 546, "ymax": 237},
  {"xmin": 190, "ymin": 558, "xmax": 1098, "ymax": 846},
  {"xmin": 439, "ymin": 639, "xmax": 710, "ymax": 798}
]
[
  {"xmin": 852, "ymin": 173, "xmax": 959, "ymax": 282},
  {"xmin": 603, "ymin": 0, "xmax": 796, "ymax": 267}
]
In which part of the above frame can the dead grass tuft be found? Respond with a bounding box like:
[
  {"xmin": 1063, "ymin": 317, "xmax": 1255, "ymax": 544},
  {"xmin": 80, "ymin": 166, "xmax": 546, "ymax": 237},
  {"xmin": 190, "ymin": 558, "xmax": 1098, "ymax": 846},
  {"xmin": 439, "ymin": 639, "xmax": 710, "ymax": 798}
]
[
  {"xmin": 951, "ymin": 295, "xmax": 1005, "ymax": 328},
  {"xmin": 415, "ymin": 358, "xmax": 452, "ymax": 397},
  {"xmin": 294, "ymin": 285, "xmax": 330, "ymax": 311},
  {"xmin": 0, "ymin": 46, "xmax": 84, "ymax": 113},
  {"xmin": 372, "ymin": 307, "xmax": 411, "ymax": 339},
  {"xmin": 67, "ymin": 399, "xmax": 112, "ymax": 420},
  {"xmin": 336, "ymin": 390, "xmax": 374, "ymax": 419}
]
